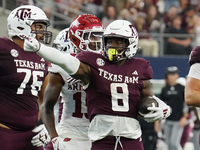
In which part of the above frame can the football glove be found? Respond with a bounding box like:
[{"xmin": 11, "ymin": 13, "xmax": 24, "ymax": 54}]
[
  {"xmin": 19, "ymin": 34, "xmax": 41, "ymax": 52},
  {"xmin": 143, "ymin": 95, "xmax": 172, "ymax": 122},
  {"xmin": 52, "ymin": 136, "xmax": 71, "ymax": 150},
  {"xmin": 31, "ymin": 124, "xmax": 50, "ymax": 147}
]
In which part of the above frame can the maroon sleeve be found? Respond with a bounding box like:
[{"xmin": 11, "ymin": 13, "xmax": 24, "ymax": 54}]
[
  {"xmin": 135, "ymin": 58, "xmax": 153, "ymax": 80},
  {"xmin": 76, "ymin": 51, "xmax": 91, "ymax": 64}
]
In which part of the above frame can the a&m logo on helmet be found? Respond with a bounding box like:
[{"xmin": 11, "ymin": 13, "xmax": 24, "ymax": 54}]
[
  {"xmin": 129, "ymin": 25, "xmax": 138, "ymax": 37},
  {"xmin": 14, "ymin": 8, "xmax": 31, "ymax": 21}
]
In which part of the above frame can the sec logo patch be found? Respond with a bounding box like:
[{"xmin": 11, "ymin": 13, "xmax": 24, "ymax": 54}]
[
  {"xmin": 96, "ymin": 58, "xmax": 105, "ymax": 66},
  {"xmin": 10, "ymin": 49, "xmax": 19, "ymax": 57}
]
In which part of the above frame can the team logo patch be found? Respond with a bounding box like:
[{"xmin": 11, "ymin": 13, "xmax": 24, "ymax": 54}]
[
  {"xmin": 10, "ymin": 49, "xmax": 19, "ymax": 57},
  {"xmin": 96, "ymin": 58, "xmax": 105, "ymax": 66}
]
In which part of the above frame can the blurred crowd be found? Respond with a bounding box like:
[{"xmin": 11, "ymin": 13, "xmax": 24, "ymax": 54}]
[
  {"xmin": 1, "ymin": 1, "xmax": 200, "ymax": 150},
  {"xmin": 99, "ymin": 0, "xmax": 200, "ymax": 57},
  {"xmin": 4, "ymin": 0, "xmax": 200, "ymax": 57}
]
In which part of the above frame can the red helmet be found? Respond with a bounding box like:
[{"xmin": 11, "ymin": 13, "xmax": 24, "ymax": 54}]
[{"xmin": 69, "ymin": 14, "xmax": 105, "ymax": 53}]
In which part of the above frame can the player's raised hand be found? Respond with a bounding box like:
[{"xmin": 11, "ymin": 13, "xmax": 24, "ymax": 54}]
[
  {"xmin": 52, "ymin": 136, "xmax": 71, "ymax": 150},
  {"xmin": 31, "ymin": 124, "xmax": 50, "ymax": 147},
  {"xmin": 19, "ymin": 34, "xmax": 41, "ymax": 52}
]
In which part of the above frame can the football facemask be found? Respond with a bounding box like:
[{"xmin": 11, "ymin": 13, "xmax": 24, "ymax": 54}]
[
  {"xmin": 103, "ymin": 36, "xmax": 129, "ymax": 62},
  {"xmin": 102, "ymin": 20, "xmax": 139, "ymax": 61}
]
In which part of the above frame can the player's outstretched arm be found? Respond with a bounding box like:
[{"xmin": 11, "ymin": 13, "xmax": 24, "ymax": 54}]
[{"xmin": 23, "ymin": 37, "xmax": 90, "ymax": 85}]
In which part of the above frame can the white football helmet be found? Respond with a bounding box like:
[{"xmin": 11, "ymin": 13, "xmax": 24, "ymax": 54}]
[
  {"xmin": 102, "ymin": 20, "xmax": 139, "ymax": 62},
  {"xmin": 7, "ymin": 5, "xmax": 52, "ymax": 44},
  {"xmin": 53, "ymin": 28, "xmax": 75, "ymax": 54}
]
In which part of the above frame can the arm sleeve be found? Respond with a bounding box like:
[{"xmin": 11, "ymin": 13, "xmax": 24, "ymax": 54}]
[{"xmin": 37, "ymin": 44, "xmax": 80, "ymax": 75}]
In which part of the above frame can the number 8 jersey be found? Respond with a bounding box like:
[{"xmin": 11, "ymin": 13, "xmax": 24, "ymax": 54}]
[
  {"xmin": 0, "ymin": 37, "xmax": 49, "ymax": 131},
  {"xmin": 76, "ymin": 51, "xmax": 153, "ymax": 121}
]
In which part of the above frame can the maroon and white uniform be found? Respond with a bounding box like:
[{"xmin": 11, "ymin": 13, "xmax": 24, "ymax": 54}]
[
  {"xmin": 76, "ymin": 51, "xmax": 153, "ymax": 143},
  {"xmin": 0, "ymin": 37, "xmax": 48, "ymax": 131},
  {"xmin": 188, "ymin": 46, "xmax": 200, "ymax": 79}
]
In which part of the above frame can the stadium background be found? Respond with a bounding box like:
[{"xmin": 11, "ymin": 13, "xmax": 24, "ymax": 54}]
[{"xmin": 0, "ymin": 1, "xmax": 195, "ymax": 149}]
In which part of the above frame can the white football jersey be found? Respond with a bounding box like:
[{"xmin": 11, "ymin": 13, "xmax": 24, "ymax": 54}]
[{"xmin": 48, "ymin": 60, "xmax": 90, "ymax": 140}]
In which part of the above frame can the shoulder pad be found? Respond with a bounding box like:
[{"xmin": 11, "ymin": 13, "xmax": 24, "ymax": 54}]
[{"xmin": 189, "ymin": 46, "xmax": 200, "ymax": 66}]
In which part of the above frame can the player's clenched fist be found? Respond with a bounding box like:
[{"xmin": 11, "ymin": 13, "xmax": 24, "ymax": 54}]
[
  {"xmin": 31, "ymin": 124, "xmax": 50, "ymax": 147},
  {"xmin": 20, "ymin": 34, "xmax": 41, "ymax": 52}
]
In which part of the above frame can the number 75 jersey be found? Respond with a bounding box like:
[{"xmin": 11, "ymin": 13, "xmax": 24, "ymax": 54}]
[
  {"xmin": 0, "ymin": 37, "xmax": 49, "ymax": 131},
  {"xmin": 76, "ymin": 51, "xmax": 153, "ymax": 121}
]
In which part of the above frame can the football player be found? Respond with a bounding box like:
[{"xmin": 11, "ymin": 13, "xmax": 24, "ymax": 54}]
[
  {"xmin": 0, "ymin": 5, "xmax": 52, "ymax": 150},
  {"xmin": 23, "ymin": 19, "xmax": 171, "ymax": 150},
  {"xmin": 32, "ymin": 14, "xmax": 105, "ymax": 150},
  {"xmin": 185, "ymin": 46, "xmax": 200, "ymax": 107}
]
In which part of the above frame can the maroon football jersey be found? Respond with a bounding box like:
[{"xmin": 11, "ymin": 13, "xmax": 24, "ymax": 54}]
[
  {"xmin": 189, "ymin": 46, "xmax": 200, "ymax": 66},
  {"xmin": 0, "ymin": 37, "xmax": 48, "ymax": 131},
  {"xmin": 76, "ymin": 51, "xmax": 153, "ymax": 121}
]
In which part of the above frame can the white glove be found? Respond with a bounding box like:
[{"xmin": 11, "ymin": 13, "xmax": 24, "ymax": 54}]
[
  {"xmin": 19, "ymin": 34, "xmax": 41, "ymax": 52},
  {"xmin": 51, "ymin": 136, "xmax": 71, "ymax": 150},
  {"xmin": 143, "ymin": 95, "xmax": 172, "ymax": 122},
  {"xmin": 31, "ymin": 124, "xmax": 51, "ymax": 147}
]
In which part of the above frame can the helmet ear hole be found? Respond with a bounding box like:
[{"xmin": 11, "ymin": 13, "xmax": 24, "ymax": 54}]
[
  {"xmin": 17, "ymin": 27, "xmax": 24, "ymax": 30},
  {"xmin": 63, "ymin": 47, "xmax": 67, "ymax": 52}
]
